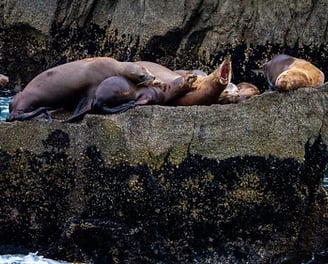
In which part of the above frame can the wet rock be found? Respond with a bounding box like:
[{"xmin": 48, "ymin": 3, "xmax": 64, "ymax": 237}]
[{"xmin": 0, "ymin": 85, "xmax": 328, "ymax": 262}]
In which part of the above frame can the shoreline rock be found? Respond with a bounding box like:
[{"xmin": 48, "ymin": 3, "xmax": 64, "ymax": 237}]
[{"xmin": 0, "ymin": 85, "xmax": 328, "ymax": 262}]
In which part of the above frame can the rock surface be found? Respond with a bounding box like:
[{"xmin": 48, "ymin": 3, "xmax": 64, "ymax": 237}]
[
  {"xmin": 0, "ymin": 85, "xmax": 328, "ymax": 262},
  {"xmin": 0, "ymin": 0, "xmax": 328, "ymax": 263},
  {"xmin": 3, "ymin": 0, "xmax": 328, "ymax": 49},
  {"xmin": 0, "ymin": 0, "xmax": 327, "ymax": 91}
]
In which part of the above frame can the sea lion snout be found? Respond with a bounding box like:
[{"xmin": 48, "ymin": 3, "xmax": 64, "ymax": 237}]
[
  {"xmin": 136, "ymin": 73, "xmax": 156, "ymax": 86},
  {"xmin": 218, "ymin": 83, "xmax": 240, "ymax": 104},
  {"xmin": 134, "ymin": 64, "xmax": 156, "ymax": 84},
  {"xmin": 140, "ymin": 71, "xmax": 156, "ymax": 82}
]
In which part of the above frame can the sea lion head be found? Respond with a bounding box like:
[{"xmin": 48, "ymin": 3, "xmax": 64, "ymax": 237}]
[
  {"xmin": 124, "ymin": 62, "xmax": 155, "ymax": 85},
  {"xmin": 93, "ymin": 76, "xmax": 136, "ymax": 109},
  {"xmin": 217, "ymin": 59, "xmax": 232, "ymax": 85},
  {"xmin": 218, "ymin": 82, "xmax": 240, "ymax": 104}
]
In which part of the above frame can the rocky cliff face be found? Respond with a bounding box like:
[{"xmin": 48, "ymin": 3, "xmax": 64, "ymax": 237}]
[
  {"xmin": 0, "ymin": 0, "xmax": 328, "ymax": 263},
  {"xmin": 0, "ymin": 0, "xmax": 327, "ymax": 92},
  {"xmin": 0, "ymin": 86, "xmax": 328, "ymax": 263}
]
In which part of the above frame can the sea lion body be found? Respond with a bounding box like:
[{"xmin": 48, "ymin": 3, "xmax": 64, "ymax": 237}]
[
  {"xmin": 237, "ymin": 82, "xmax": 260, "ymax": 100},
  {"xmin": 65, "ymin": 61, "xmax": 196, "ymax": 122},
  {"xmin": 264, "ymin": 54, "xmax": 324, "ymax": 91},
  {"xmin": 218, "ymin": 82, "xmax": 240, "ymax": 104},
  {"xmin": 169, "ymin": 59, "xmax": 232, "ymax": 106},
  {"xmin": 218, "ymin": 82, "xmax": 260, "ymax": 104},
  {"xmin": 135, "ymin": 61, "xmax": 197, "ymax": 101},
  {"xmin": 93, "ymin": 77, "xmax": 163, "ymax": 111},
  {"xmin": 174, "ymin": 69, "xmax": 207, "ymax": 77},
  {"xmin": 7, "ymin": 57, "xmax": 155, "ymax": 121}
]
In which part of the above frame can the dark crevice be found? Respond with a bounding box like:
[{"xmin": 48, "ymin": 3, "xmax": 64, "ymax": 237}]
[{"xmin": 0, "ymin": 136, "xmax": 327, "ymax": 262}]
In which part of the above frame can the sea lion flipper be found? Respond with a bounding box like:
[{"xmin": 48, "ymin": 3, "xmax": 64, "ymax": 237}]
[
  {"xmin": 6, "ymin": 107, "xmax": 51, "ymax": 122},
  {"xmin": 71, "ymin": 96, "xmax": 91, "ymax": 115},
  {"xmin": 63, "ymin": 109, "xmax": 89, "ymax": 123},
  {"xmin": 101, "ymin": 101, "xmax": 136, "ymax": 114},
  {"xmin": 64, "ymin": 95, "xmax": 95, "ymax": 123},
  {"xmin": 64, "ymin": 98, "xmax": 93, "ymax": 123}
]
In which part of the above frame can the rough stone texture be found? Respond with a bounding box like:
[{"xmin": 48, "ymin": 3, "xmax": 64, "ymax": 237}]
[
  {"xmin": 2, "ymin": 0, "xmax": 328, "ymax": 48},
  {"xmin": 0, "ymin": 86, "xmax": 328, "ymax": 262},
  {"xmin": 0, "ymin": 0, "xmax": 327, "ymax": 92},
  {"xmin": 0, "ymin": 0, "xmax": 328, "ymax": 263}
]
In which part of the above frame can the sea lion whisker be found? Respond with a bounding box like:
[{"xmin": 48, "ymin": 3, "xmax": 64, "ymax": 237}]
[{"xmin": 136, "ymin": 80, "xmax": 148, "ymax": 86}]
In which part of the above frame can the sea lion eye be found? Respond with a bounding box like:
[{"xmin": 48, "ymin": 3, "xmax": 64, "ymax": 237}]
[{"xmin": 139, "ymin": 74, "xmax": 145, "ymax": 79}]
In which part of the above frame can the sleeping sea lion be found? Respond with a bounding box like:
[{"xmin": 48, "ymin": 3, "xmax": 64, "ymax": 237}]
[
  {"xmin": 168, "ymin": 59, "xmax": 232, "ymax": 106},
  {"xmin": 92, "ymin": 77, "xmax": 166, "ymax": 113},
  {"xmin": 264, "ymin": 54, "xmax": 325, "ymax": 91},
  {"xmin": 6, "ymin": 57, "xmax": 155, "ymax": 122},
  {"xmin": 218, "ymin": 82, "xmax": 260, "ymax": 104},
  {"xmin": 218, "ymin": 82, "xmax": 240, "ymax": 104},
  {"xmin": 237, "ymin": 82, "xmax": 260, "ymax": 100},
  {"xmin": 174, "ymin": 69, "xmax": 207, "ymax": 77},
  {"xmin": 64, "ymin": 61, "xmax": 197, "ymax": 122}
]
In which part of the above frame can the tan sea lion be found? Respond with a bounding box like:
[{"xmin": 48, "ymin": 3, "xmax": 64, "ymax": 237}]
[
  {"xmin": 168, "ymin": 59, "xmax": 232, "ymax": 106},
  {"xmin": 174, "ymin": 69, "xmax": 207, "ymax": 77},
  {"xmin": 6, "ymin": 57, "xmax": 155, "ymax": 122},
  {"xmin": 0, "ymin": 74, "xmax": 9, "ymax": 87},
  {"xmin": 218, "ymin": 82, "xmax": 260, "ymax": 104},
  {"xmin": 218, "ymin": 82, "xmax": 240, "ymax": 104},
  {"xmin": 264, "ymin": 54, "xmax": 325, "ymax": 91},
  {"xmin": 237, "ymin": 82, "xmax": 260, "ymax": 100},
  {"xmin": 64, "ymin": 61, "xmax": 197, "ymax": 122}
]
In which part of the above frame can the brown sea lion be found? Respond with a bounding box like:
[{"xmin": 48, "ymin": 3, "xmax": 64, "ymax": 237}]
[
  {"xmin": 264, "ymin": 54, "xmax": 325, "ymax": 91},
  {"xmin": 237, "ymin": 82, "xmax": 260, "ymax": 100},
  {"xmin": 218, "ymin": 82, "xmax": 260, "ymax": 104},
  {"xmin": 6, "ymin": 57, "xmax": 155, "ymax": 122},
  {"xmin": 64, "ymin": 61, "xmax": 197, "ymax": 122},
  {"xmin": 168, "ymin": 59, "xmax": 232, "ymax": 106},
  {"xmin": 92, "ymin": 77, "xmax": 166, "ymax": 113},
  {"xmin": 218, "ymin": 82, "xmax": 240, "ymax": 104},
  {"xmin": 174, "ymin": 69, "xmax": 207, "ymax": 77},
  {"xmin": 0, "ymin": 74, "xmax": 9, "ymax": 87}
]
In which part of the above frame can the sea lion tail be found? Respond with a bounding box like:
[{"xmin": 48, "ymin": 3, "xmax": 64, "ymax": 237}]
[{"xmin": 6, "ymin": 107, "xmax": 52, "ymax": 122}]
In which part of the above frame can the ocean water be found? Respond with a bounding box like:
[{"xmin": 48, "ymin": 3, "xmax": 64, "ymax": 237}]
[
  {"xmin": 0, "ymin": 252, "xmax": 70, "ymax": 264},
  {"xmin": 0, "ymin": 92, "xmax": 12, "ymax": 121}
]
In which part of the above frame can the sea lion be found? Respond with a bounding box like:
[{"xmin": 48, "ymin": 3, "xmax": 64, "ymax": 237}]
[
  {"xmin": 237, "ymin": 82, "xmax": 260, "ymax": 100},
  {"xmin": 64, "ymin": 61, "xmax": 197, "ymax": 122},
  {"xmin": 0, "ymin": 74, "xmax": 9, "ymax": 87},
  {"xmin": 218, "ymin": 82, "xmax": 240, "ymax": 104},
  {"xmin": 92, "ymin": 77, "xmax": 166, "ymax": 113},
  {"xmin": 174, "ymin": 69, "xmax": 207, "ymax": 77},
  {"xmin": 218, "ymin": 82, "xmax": 260, "ymax": 104},
  {"xmin": 168, "ymin": 59, "xmax": 232, "ymax": 106},
  {"xmin": 6, "ymin": 57, "xmax": 155, "ymax": 122},
  {"xmin": 264, "ymin": 54, "xmax": 325, "ymax": 91}
]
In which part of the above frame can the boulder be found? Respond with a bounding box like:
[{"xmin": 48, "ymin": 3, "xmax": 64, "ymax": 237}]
[
  {"xmin": 0, "ymin": 85, "xmax": 328, "ymax": 262},
  {"xmin": 0, "ymin": 0, "xmax": 327, "ymax": 91}
]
